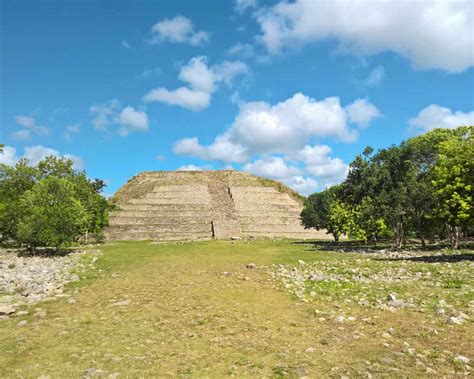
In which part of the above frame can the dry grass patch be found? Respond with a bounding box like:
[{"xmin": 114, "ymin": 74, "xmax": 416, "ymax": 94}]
[{"xmin": 0, "ymin": 240, "xmax": 472, "ymax": 377}]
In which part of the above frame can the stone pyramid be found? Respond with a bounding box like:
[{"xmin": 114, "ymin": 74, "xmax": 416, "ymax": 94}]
[{"xmin": 105, "ymin": 170, "xmax": 329, "ymax": 241}]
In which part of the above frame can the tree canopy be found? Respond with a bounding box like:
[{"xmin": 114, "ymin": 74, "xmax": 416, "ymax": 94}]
[{"xmin": 301, "ymin": 126, "xmax": 474, "ymax": 248}]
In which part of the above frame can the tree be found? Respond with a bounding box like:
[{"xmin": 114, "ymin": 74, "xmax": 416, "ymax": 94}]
[
  {"xmin": 17, "ymin": 176, "xmax": 89, "ymax": 248},
  {"xmin": 352, "ymin": 197, "xmax": 387, "ymax": 246},
  {"xmin": 326, "ymin": 200, "xmax": 354, "ymax": 242},
  {"xmin": 301, "ymin": 185, "xmax": 340, "ymax": 230},
  {"xmin": 431, "ymin": 126, "xmax": 473, "ymax": 248}
]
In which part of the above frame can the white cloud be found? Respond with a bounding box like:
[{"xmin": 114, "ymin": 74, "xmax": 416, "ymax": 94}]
[
  {"xmin": 409, "ymin": 104, "xmax": 474, "ymax": 133},
  {"xmin": 173, "ymin": 136, "xmax": 248, "ymax": 164},
  {"xmin": 11, "ymin": 115, "xmax": 50, "ymax": 140},
  {"xmin": 1, "ymin": 145, "xmax": 84, "ymax": 170},
  {"xmin": 234, "ymin": 0, "xmax": 258, "ymax": 14},
  {"xmin": 65, "ymin": 124, "xmax": 80, "ymax": 141},
  {"xmin": 227, "ymin": 43, "xmax": 255, "ymax": 59},
  {"xmin": 177, "ymin": 164, "xmax": 213, "ymax": 171},
  {"xmin": 121, "ymin": 40, "xmax": 131, "ymax": 49},
  {"xmin": 144, "ymin": 56, "xmax": 247, "ymax": 111},
  {"xmin": 117, "ymin": 106, "xmax": 149, "ymax": 136},
  {"xmin": 363, "ymin": 66, "xmax": 385, "ymax": 87},
  {"xmin": 90, "ymin": 100, "xmax": 149, "ymax": 136},
  {"xmin": 346, "ymin": 99, "xmax": 381, "ymax": 128},
  {"xmin": 173, "ymin": 93, "xmax": 379, "ymax": 165},
  {"xmin": 282, "ymin": 176, "xmax": 318, "ymax": 196},
  {"xmin": 150, "ymin": 16, "xmax": 208, "ymax": 46},
  {"xmin": 11, "ymin": 130, "xmax": 31, "ymax": 141},
  {"xmin": 0, "ymin": 146, "xmax": 19, "ymax": 166},
  {"xmin": 256, "ymin": 0, "xmax": 474, "ymax": 72},
  {"xmin": 242, "ymin": 156, "xmax": 302, "ymax": 178},
  {"xmin": 90, "ymin": 99, "xmax": 120, "ymax": 131}
]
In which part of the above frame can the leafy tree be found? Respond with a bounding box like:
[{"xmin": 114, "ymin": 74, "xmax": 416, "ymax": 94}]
[
  {"xmin": 352, "ymin": 197, "xmax": 387, "ymax": 246},
  {"xmin": 326, "ymin": 200, "xmax": 354, "ymax": 242},
  {"xmin": 431, "ymin": 126, "xmax": 473, "ymax": 248},
  {"xmin": 301, "ymin": 185, "xmax": 340, "ymax": 230},
  {"xmin": 17, "ymin": 176, "xmax": 89, "ymax": 248}
]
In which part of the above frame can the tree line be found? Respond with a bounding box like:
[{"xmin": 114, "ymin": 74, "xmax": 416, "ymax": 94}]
[
  {"xmin": 301, "ymin": 126, "xmax": 473, "ymax": 249},
  {"xmin": 0, "ymin": 149, "xmax": 110, "ymax": 250}
]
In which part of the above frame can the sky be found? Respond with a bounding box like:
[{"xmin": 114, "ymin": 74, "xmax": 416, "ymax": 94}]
[{"xmin": 1, "ymin": 0, "xmax": 473, "ymax": 196}]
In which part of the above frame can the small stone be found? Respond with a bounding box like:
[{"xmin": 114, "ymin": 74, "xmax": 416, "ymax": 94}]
[
  {"xmin": 34, "ymin": 310, "xmax": 47, "ymax": 319},
  {"xmin": 68, "ymin": 298, "xmax": 76, "ymax": 305},
  {"xmin": 0, "ymin": 304, "xmax": 16, "ymax": 315},
  {"xmin": 387, "ymin": 293, "xmax": 396, "ymax": 301},
  {"xmin": 335, "ymin": 316, "xmax": 345, "ymax": 324},
  {"xmin": 246, "ymin": 263, "xmax": 257, "ymax": 269},
  {"xmin": 298, "ymin": 260, "xmax": 306, "ymax": 266},
  {"xmin": 347, "ymin": 316, "xmax": 356, "ymax": 322},
  {"xmin": 448, "ymin": 316, "xmax": 463, "ymax": 325},
  {"xmin": 16, "ymin": 310, "xmax": 29, "ymax": 317},
  {"xmin": 17, "ymin": 320, "xmax": 28, "ymax": 327},
  {"xmin": 381, "ymin": 333, "xmax": 392, "ymax": 339},
  {"xmin": 425, "ymin": 368, "xmax": 437, "ymax": 374},
  {"xmin": 70, "ymin": 274, "xmax": 80, "ymax": 282},
  {"xmin": 454, "ymin": 355, "xmax": 470, "ymax": 365},
  {"xmin": 310, "ymin": 291, "xmax": 316, "ymax": 297},
  {"xmin": 305, "ymin": 347, "xmax": 316, "ymax": 353}
]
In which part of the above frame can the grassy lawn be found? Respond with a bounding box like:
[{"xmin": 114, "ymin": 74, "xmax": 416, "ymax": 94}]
[{"xmin": 1, "ymin": 240, "xmax": 472, "ymax": 377}]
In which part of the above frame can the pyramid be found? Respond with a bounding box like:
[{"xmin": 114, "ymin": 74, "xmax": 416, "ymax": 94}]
[{"xmin": 105, "ymin": 170, "xmax": 329, "ymax": 241}]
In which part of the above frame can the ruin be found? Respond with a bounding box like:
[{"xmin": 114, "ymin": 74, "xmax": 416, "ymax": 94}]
[{"xmin": 105, "ymin": 170, "xmax": 329, "ymax": 241}]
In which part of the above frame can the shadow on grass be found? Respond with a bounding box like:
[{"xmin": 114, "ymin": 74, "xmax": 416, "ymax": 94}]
[
  {"xmin": 292, "ymin": 239, "xmax": 474, "ymax": 254},
  {"xmin": 375, "ymin": 253, "xmax": 474, "ymax": 263}
]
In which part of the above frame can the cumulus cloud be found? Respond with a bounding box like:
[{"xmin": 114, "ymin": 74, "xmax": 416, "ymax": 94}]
[
  {"xmin": 150, "ymin": 16, "xmax": 208, "ymax": 46},
  {"xmin": 144, "ymin": 56, "xmax": 247, "ymax": 111},
  {"xmin": 363, "ymin": 66, "xmax": 385, "ymax": 87},
  {"xmin": 0, "ymin": 146, "xmax": 19, "ymax": 166},
  {"xmin": 409, "ymin": 104, "xmax": 474, "ymax": 133},
  {"xmin": 256, "ymin": 0, "xmax": 473, "ymax": 72},
  {"xmin": 0, "ymin": 145, "xmax": 84, "ymax": 170},
  {"xmin": 90, "ymin": 100, "xmax": 149, "ymax": 136},
  {"xmin": 177, "ymin": 164, "xmax": 213, "ymax": 171},
  {"xmin": 174, "ymin": 93, "xmax": 379, "ymax": 167},
  {"xmin": 117, "ymin": 106, "xmax": 149, "ymax": 136},
  {"xmin": 346, "ymin": 99, "xmax": 381, "ymax": 128},
  {"xmin": 173, "ymin": 136, "xmax": 248, "ymax": 164},
  {"xmin": 10, "ymin": 115, "xmax": 50, "ymax": 140},
  {"xmin": 242, "ymin": 156, "xmax": 302, "ymax": 178},
  {"xmin": 282, "ymin": 176, "xmax": 318, "ymax": 196},
  {"xmin": 234, "ymin": 0, "xmax": 258, "ymax": 14},
  {"xmin": 227, "ymin": 42, "xmax": 255, "ymax": 59}
]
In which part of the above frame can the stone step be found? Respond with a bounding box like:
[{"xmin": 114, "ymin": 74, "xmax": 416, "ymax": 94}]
[
  {"xmin": 239, "ymin": 216, "xmax": 304, "ymax": 225},
  {"xmin": 234, "ymin": 204, "xmax": 302, "ymax": 211},
  {"xmin": 117, "ymin": 204, "xmax": 211, "ymax": 211},
  {"xmin": 241, "ymin": 224, "xmax": 311, "ymax": 233},
  {"xmin": 230, "ymin": 186, "xmax": 279, "ymax": 194},
  {"xmin": 150, "ymin": 185, "xmax": 208, "ymax": 193},
  {"xmin": 104, "ymin": 231, "xmax": 212, "ymax": 241},
  {"xmin": 111, "ymin": 210, "xmax": 212, "ymax": 218},
  {"xmin": 128, "ymin": 198, "xmax": 210, "ymax": 205},
  {"xmin": 106, "ymin": 224, "xmax": 212, "ymax": 233},
  {"xmin": 109, "ymin": 216, "xmax": 211, "ymax": 225}
]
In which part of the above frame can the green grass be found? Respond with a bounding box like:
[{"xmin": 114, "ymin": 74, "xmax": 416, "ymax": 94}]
[{"xmin": 0, "ymin": 240, "xmax": 472, "ymax": 377}]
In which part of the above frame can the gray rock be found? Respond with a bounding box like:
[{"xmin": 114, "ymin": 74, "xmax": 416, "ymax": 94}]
[
  {"xmin": 454, "ymin": 354, "xmax": 470, "ymax": 364},
  {"xmin": 387, "ymin": 293, "xmax": 396, "ymax": 301},
  {"xmin": 246, "ymin": 263, "xmax": 257, "ymax": 269},
  {"xmin": 0, "ymin": 304, "xmax": 16, "ymax": 315},
  {"xmin": 70, "ymin": 274, "xmax": 80, "ymax": 282},
  {"xmin": 448, "ymin": 316, "xmax": 463, "ymax": 325}
]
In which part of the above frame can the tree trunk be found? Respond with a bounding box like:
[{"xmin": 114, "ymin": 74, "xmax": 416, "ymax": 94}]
[
  {"xmin": 420, "ymin": 237, "xmax": 426, "ymax": 248},
  {"xmin": 453, "ymin": 226, "xmax": 460, "ymax": 249},
  {"xmin": 334, "ymin": 234, "xmax": 339, "ymax": 243},
  {"xmin": 394, "ymin": 222, "xmax": 404, "ymax": 248}
]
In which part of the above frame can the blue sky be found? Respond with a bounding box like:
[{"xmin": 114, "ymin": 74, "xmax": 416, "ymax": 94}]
[{"xmin": 1, "ymin": 0, "xmax": 473, "ymax": 196}]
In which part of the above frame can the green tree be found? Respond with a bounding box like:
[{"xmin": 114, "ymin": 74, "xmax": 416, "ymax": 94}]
[
  {"xmin": 431, "ymin": 126, "xmax": 473, "ymax": 248},
  {"xmin": 17, "ymin": 176, "xmax": 89, "ymax": 248},
  {"xmin": 301, "ymin": 185, "xmax": 340, "ymax": 230},
  {"xmin": 326, "ymin": 200, "xmax": 354, "ymax": 242},
  {"xmin": 352, "ymin": 197, "xmax": 387, "ymax": 246}
]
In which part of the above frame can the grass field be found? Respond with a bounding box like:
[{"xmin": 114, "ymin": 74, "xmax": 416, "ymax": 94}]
[{"xmin": 1, "ymin": 240, "xmax": 473, "ymax": 377}]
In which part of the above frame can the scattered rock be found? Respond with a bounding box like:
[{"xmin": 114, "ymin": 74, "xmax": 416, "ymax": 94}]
[
  {"xmin": 387, "ymin": 293, "xmax": 396, "ymax": 301},
  {"xmin": 70, "ymin": 274, "xmax": 80, "ymax": 282},
  {"xmin": 454, "ymin": 355, "xmax": 470, "ymax": 365},
  {"xmin": 298, "ymin": 260, "xmax": 306, "ymax": 266},
  {"xmin": 335, "ymin": 316, "xmax": 345, "ymax": 323},
  {"xmin": 305, "ymin": 347, "xmax": 316, "ymax": 353},
  {"xmin": 0, "ymin": 304, "xmax": 16, "ymax": 315},
  {"xmin": 17, "ymin": 320, "xmax": 28, "ymax": 327},
  {"xmin": 448, "ymin": 316, "xmax": 463, "ymax": 325},
  {"xmin": 246, "ymin": 263, "xmax": 257, "ymax": 269},
  {"xmin": 16, "ymin": 310, "xmax": 29, "ymax": 317}
]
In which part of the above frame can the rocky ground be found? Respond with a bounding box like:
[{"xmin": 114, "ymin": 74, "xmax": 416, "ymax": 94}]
[{"xmin": 0, "ymin": 248, "xmax": 100, "ymax": 318}]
